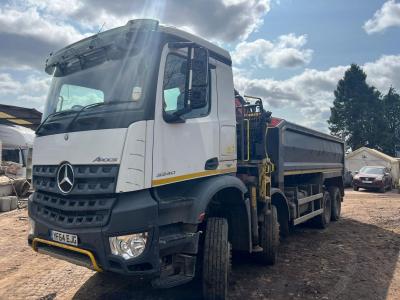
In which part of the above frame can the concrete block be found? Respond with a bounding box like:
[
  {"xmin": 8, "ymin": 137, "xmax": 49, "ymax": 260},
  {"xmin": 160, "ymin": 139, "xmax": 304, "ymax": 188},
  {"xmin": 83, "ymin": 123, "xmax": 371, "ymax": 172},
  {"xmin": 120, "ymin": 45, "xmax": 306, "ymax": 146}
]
[
  {"xmin": 0, "ymin": 196, "xmax": 18, "ymax": 212},
  {"xmin": 0, "ymin": 183, "xmax": 12, "ymax": 197}
]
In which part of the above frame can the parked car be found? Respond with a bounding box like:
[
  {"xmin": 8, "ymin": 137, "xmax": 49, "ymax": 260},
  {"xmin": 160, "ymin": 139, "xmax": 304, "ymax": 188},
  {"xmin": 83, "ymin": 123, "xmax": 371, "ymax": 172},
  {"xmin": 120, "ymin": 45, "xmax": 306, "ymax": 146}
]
[{"xmin": 352, "ymin": 166, "xmax": 392, "ymax": 193}]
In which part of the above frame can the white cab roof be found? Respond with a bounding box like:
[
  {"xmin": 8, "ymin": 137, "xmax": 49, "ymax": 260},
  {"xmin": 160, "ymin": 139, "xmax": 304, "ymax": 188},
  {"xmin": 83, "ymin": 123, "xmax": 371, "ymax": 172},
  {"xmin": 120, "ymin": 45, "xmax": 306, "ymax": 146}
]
[{"xmin": 160, "ymin": 25, "xmax": 231, "ymax": 62}]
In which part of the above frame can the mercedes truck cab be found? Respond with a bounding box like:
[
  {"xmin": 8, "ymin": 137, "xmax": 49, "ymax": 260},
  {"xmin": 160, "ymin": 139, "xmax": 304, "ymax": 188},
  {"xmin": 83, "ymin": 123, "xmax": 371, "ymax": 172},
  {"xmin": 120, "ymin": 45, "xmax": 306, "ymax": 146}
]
[{"xmin": 29, "ymin": 19, "xmax": 238, "ymax": 298}]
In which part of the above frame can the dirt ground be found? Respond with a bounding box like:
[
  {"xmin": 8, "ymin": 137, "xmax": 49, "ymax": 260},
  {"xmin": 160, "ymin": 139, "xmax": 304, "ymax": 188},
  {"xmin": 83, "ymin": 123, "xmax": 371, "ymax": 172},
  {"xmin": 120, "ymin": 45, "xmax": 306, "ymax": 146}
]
[{"xmin": 1, "ymin": 189, "xmax": 400, "ymax": 300}]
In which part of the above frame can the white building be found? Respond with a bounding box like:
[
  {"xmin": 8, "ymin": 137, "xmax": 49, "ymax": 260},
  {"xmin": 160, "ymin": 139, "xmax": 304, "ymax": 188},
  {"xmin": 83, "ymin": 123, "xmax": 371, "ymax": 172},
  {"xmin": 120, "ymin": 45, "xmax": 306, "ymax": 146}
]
[{"xmin": 346, "ymin": 147, "xmax": 400, "ymax": 186}]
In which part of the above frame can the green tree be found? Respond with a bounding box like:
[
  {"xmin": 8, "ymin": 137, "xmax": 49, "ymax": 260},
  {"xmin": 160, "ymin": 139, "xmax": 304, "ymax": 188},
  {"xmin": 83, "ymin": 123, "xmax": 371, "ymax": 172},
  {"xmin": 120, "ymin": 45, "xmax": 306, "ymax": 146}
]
[
  {"xmin": 328, "ymin": 64, "xmax": 384, "ymax": 151},
  {"xmin": 381, "ymin": 87, "xmax": 400, "ymax": 156}
]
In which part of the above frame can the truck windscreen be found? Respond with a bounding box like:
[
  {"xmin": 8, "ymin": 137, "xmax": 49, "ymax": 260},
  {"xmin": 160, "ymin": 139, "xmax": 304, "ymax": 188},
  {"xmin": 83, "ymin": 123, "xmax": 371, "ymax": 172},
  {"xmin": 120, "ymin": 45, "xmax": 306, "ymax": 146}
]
[{"xmin": 38, "ymin": 35, "xmax": 160, "ymax": 136}]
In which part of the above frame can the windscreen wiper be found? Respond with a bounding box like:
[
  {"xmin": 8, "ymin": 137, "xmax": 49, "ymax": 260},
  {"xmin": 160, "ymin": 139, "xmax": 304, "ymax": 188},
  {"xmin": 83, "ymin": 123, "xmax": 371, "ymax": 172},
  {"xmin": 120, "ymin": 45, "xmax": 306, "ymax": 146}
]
[
  {"xmin": 35, "ymin": 109, "xmax": 77, "ymax": 134},
  {"xmin": 66, "ymin": 100, "xmax": 134, "ymax": 130}
]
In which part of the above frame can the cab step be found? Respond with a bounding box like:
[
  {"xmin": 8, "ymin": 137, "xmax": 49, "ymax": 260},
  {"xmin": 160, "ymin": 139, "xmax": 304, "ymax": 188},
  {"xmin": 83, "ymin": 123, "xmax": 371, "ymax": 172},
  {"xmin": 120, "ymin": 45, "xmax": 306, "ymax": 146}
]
[{"xmin": 152, "ymin": 254, "xmax": 196, "ymax": 288}]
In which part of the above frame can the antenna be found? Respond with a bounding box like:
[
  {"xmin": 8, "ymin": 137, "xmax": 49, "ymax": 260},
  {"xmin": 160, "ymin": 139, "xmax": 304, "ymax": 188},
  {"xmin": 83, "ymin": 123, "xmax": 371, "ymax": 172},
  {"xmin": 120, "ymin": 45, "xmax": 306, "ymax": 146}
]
[{"xmin": 97, "ymin": 22, "xmax": 106, "ymax": 34}]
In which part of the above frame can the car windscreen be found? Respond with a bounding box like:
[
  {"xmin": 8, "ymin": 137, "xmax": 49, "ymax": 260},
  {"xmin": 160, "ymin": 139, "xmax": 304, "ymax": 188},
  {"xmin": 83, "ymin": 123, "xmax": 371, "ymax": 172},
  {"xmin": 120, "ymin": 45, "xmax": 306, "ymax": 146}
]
[{"xmin": 359, "ymin": 167, "xmax": 384, "ymax": 175}]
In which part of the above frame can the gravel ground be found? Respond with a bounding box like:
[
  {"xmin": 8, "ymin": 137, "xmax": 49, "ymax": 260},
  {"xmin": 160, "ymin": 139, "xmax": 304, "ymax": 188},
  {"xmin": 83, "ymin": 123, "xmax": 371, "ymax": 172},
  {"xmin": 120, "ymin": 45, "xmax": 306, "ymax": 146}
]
[{"xmin": 0, "ymin": 189, "xmax": 400, "ymax": 300}]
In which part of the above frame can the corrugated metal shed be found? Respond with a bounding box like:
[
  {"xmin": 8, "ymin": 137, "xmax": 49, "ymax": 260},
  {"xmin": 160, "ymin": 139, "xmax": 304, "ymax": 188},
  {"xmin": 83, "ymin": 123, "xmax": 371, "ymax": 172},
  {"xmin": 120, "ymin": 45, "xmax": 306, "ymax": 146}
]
[{"xmin": 0, "ymin": 104, "xmax": 42, "ymax": 130}]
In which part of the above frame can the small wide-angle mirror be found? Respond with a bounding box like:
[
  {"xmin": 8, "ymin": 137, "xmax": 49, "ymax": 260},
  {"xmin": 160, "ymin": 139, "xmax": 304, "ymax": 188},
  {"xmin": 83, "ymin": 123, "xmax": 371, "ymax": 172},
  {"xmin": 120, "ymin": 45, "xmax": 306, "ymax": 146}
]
[{"xmin": 190, "ymin": 86, "xmax": 207, "ymax": 109}]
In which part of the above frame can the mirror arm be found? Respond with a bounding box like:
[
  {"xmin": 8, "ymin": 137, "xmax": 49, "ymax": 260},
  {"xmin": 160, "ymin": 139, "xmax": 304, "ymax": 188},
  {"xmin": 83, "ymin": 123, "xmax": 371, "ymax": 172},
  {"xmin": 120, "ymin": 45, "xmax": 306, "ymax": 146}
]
[{"xmin": 184, "ymin": 47, "xmax": 194, "ymax": 111}]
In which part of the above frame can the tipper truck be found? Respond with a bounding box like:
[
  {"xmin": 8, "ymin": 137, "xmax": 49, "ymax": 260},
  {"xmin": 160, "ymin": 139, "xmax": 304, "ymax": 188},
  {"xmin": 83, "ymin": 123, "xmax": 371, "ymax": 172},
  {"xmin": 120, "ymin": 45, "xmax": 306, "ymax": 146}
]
[{"xmin": 28, "ymin": 19, "xmax": 344, "ymax": 299}]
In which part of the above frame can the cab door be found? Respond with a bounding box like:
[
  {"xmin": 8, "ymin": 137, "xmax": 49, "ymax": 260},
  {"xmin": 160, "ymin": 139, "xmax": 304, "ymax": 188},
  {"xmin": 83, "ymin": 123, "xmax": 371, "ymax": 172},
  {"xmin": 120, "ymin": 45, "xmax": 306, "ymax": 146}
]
[{"xmin": 152, "ymin": 45, "xmax": 220, "ymax": 187}]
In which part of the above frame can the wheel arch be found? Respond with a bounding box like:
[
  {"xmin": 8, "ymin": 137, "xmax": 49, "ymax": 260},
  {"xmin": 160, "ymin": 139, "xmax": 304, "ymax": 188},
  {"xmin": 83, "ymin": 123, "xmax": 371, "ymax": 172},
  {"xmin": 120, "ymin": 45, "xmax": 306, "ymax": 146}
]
[
  {"xmin": 324, "ymin": 176, "xmax": 344, "ymax": 197},
  {"xmin": 188, "ymin": 175, "xmax": 251, "ymax": 252},
  {"xmin": 271, "ymin": 188, "xmax": 291, "ymax": 235}
]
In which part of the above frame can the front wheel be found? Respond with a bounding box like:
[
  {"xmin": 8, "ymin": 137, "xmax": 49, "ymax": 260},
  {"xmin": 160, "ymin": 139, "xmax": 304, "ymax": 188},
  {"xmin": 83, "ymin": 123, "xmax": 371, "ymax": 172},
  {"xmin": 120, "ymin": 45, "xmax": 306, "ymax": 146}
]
[
  {"xmin": 353, "ymin": 186, "xmax": 359, "ymax": 191},
  {"xmin": 256, "ymin": 205, "xmax": 279, "ymax": 265},
  {"xmin": 202, "ymin": 217, "xmax": 231, "ymax": 300}
]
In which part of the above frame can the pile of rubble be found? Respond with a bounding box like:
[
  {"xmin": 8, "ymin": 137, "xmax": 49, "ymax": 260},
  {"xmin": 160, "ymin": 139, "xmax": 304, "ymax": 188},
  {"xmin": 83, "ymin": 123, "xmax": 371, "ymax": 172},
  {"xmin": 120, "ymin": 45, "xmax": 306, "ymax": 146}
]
[{"xmin": 0, "ymin": 162, "xmax": 31, "ymax": 212}]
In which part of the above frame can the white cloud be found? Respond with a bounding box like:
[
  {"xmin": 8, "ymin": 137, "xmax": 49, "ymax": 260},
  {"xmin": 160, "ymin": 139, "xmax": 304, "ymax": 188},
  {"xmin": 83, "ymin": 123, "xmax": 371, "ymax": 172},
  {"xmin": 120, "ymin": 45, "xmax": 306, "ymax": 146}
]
[
  {"xmin": 0, "ymin": 0, "xmax": 271, "ymax": 70},
  {"xmin": 364, "ymin": 55, "xmax": 400, "ymax": 91},
  {"xmin": 232, "ymin": 34, "xmax": 313, "ymax": 68},
  {"xmin": 26, "ymin": 0, "xmax": 82, "ymax": 16},
  {"xmin": 234, "ymin": 55, "xmax": 400, "ymax": 131},
  {"xmin": 0, "ymin": 7, "xmax": 84, "ymax": 45},
  {"xmin": 0, "ymin": 73, "xmax": 22, "ymax": 93},
  {"xmin": 71, "ymin": 0, "xmax": 271, "ymax": 43},
  {"xmin": 0, "ymin": 71, "xmax": 50, "ymax": 110},
  {"xmin": 364, "ymin": 0, "xmax": 400, "ymax": 34},
  {"xmin": 0, "ymin": 4, "xmax": 86, "ymax": 69}
]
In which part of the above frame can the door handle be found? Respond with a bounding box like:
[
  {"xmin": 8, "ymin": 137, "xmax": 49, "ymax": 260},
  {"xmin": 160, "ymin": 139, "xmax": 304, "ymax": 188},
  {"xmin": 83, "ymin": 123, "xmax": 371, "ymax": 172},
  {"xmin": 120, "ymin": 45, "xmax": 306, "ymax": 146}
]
[{"xmin": 205, "ymin": 157, "xmax": 219, "ymax": 170}]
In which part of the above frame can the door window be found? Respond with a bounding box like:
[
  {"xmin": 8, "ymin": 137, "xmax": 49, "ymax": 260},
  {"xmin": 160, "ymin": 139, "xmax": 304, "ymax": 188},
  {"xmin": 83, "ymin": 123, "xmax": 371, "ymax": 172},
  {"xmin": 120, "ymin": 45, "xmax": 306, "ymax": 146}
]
[
  {"xmin": 162, "ymin": 53, "xmax": 210, "ymax": 119},
  {"xmin": 163, "ymin": 54, "xmax": 186, "ymax": 114}
]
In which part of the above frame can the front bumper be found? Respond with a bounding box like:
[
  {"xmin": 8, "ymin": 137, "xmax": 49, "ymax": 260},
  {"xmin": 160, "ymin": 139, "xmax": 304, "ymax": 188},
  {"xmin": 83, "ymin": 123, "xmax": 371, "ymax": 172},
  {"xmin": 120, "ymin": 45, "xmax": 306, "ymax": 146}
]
[
  {"xmin": 28, "ymin": 189, "xmax": 161, "ymax": 277},
  {"xmin": 353, "ymin": 180, "xmax": 384, "ymax": 189}
]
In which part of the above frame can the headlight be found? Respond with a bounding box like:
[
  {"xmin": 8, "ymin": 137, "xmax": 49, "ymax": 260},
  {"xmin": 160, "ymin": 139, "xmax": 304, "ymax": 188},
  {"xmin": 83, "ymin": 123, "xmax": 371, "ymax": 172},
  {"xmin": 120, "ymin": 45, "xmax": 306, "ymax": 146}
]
[
  {"xmin": 109, "ymin": 232, "xmax": 148, "ymax": 260},
  {"xmin": 28, "ymin": 217, "xmax": 35, "ymax": 235}
]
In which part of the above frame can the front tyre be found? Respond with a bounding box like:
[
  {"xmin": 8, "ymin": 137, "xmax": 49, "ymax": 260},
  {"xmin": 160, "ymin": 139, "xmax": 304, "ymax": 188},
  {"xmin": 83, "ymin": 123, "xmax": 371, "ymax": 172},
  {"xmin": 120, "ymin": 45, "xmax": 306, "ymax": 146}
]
[
  {"xmin": 202, "ymin": 217, "xmax": 231, "ymax": 300},
  {"xmin": 256, "ymin": 205, "xmax": 279, "ymax": 265}
]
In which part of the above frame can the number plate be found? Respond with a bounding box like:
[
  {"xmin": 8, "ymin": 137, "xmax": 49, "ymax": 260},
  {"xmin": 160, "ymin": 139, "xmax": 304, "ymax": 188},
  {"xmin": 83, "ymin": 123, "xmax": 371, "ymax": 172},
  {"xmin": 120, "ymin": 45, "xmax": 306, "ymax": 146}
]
[
  {"xmin": 362, "ymin": 180, "xmax": 372, "ymax": 184},
  {"xmin": 51, "ymin": 230, "xmax": 78, "ymax": 246}
]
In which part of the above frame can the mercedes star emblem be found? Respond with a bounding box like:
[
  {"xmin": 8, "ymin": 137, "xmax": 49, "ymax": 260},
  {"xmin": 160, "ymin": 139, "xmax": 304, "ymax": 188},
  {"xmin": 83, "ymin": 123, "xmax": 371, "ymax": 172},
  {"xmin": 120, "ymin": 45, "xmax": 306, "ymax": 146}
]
[{"xmin": 57, "ymin": 163, "xmax": 74, "ymax": 194}]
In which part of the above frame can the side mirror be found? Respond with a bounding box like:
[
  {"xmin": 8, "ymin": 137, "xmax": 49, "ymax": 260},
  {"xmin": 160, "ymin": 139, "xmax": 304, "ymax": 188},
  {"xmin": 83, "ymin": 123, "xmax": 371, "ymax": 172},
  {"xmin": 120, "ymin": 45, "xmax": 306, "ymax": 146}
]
[
  {"xmin": 185, "ymin": 47, "xmax": 209, "ymax": 110},
  {"xmin": 355, "ymin": 171, "xmax": 359, "ymax": 174},
  {"xmin": 163, "ymin": 43, "xmax": 209, "ymax": 123}
]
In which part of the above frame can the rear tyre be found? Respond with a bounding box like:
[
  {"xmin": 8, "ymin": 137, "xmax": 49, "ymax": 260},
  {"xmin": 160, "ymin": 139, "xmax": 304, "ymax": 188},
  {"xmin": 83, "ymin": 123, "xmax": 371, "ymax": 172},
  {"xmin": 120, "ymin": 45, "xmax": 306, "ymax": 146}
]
[
  {"xmin": 313, "ymin": 191, "xmax": 331, "ymax": 229},
  {"xmin": 256, "ymin": 205, "xmax": 279, "ymax": 265},
  {"xmin": 277, "ymin": 209, "xmax": 290, "ymax": 238},
  {"xmin": 353, "ymin": 186, "xmax": 359, "ymax": 191},
  {"xmin": 202, "ymin": 217, "xmax": 231, "ymax": 300},
  {"xmin": 329, "ymin": 186, "xmax": 341, "ymax": 221}
]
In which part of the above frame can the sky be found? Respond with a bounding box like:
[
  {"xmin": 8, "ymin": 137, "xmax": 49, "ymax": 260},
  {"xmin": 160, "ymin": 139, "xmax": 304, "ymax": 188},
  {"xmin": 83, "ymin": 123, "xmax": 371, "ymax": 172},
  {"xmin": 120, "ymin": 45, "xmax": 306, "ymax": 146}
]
[{"xmin": 0, "ymin": 0, "xmax": 399, "ymax": 132}]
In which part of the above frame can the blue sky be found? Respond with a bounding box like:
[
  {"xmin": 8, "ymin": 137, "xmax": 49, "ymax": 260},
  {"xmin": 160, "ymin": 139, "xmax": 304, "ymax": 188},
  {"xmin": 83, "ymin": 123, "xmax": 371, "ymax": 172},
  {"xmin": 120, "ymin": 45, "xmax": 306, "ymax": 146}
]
[
  {"xmin": 248, "ymin": 0, "xmax": 399, "ymax": 78},
  {"xmin": 0, "ymin": 0, "xmax": 399, "ymax": 131}
]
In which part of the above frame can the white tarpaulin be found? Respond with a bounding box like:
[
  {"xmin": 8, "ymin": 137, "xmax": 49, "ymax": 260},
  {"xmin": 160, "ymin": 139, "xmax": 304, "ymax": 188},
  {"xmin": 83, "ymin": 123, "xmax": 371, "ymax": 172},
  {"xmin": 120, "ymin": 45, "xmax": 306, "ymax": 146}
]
[{"xmin": 0, "ymin": 125, "xmax": 35, "ymax": 149}]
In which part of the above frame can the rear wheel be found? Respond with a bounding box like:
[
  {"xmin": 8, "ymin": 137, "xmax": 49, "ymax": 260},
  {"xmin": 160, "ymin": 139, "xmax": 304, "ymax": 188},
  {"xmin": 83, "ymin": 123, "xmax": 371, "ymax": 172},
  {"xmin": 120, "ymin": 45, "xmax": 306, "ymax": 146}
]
[
  {"xmin": 256, "ymin": 205, "xmax": 279, "ymax": 265},
  {"xmin": 313, "ymin": 191, "xmax": 331, "ymax": 229},
  {"xmin": 329, "ymin": 186, "xmax": 341, "ymax": 221},
  {"xmin": 202, "ymin": 217, "xmax": 231, "ymax": 300}
]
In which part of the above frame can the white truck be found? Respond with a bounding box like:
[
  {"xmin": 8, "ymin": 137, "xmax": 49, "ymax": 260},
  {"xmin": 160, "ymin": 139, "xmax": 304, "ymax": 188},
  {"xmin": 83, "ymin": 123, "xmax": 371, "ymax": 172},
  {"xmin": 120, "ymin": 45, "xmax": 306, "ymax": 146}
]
[{"xmin": 28, "ymin": 19, "xmax": 344, "ymax": 299}]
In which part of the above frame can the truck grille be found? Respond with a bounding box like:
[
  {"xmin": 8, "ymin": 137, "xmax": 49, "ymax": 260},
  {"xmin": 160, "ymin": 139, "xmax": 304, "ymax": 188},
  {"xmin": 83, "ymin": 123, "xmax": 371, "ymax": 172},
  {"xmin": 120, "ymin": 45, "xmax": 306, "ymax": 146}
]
[
  {"xmin": 31, "ymin": 164, "xmax": 119, "ymax": 228},
  {"xmin": 31, "ymin": 191, "xmax": 116, "ymax": 228},
  {"xmin": 32, "ymin": 164, "xmax": 119, "ymax": 195}
]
